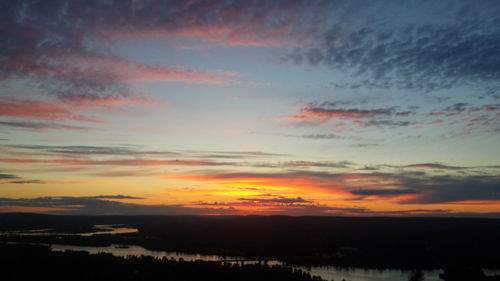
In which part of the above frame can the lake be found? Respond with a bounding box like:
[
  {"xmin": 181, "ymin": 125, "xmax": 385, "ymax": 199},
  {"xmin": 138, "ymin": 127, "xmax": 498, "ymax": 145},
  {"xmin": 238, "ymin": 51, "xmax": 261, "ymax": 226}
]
[
  {"xmin": 44, "ymin": 243, "xmax": 443, "ymax": 281},
  {"xmin": 0, "ymin": 224, "xmax": 139, "ymax": 236}
]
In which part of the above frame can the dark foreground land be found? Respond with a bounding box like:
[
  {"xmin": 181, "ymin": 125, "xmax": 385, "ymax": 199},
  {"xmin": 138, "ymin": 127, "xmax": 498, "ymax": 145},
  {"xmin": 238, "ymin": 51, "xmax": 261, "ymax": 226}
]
[
  {"xmin": 0, "ymin": 243, "xmax": 323, "ymax": 281},
  {"xmin": 1, "ymin": 213, "xmax": 500, "ymax": 269}
]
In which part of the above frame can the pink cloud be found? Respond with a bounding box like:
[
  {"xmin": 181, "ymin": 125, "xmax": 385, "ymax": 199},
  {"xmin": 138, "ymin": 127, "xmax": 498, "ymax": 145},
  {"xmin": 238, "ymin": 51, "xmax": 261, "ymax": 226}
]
[
  {"xmin": 428, "ymin": 120, "xmax": 443, "ymax": 125},
  {"xmin": 483, "ymin": 105, "xmax": 500, "ymax": 112},
  {"xmin": 300, "ymin": 108, "xmax": 384, "ymax": 119},
  {"xmin": 48, "ymin": 56, "xmax": 234, "ymax": 85},
  {"xmin": 285, "ymin": 115, "xmax": 312, "ymax": 121},
  {"xmin": 108, "ymin": 21, "xmax": 297, "ymax": 48},
  {"xmin": 281, "ymin": 104, "xmax": 397, "ymax": 126},
  {"xmin": 0, "ymin": 93, "xmax": 164, "ymax": 130},
  {"xmin": 0, "ymin": 97, "xmax": 101, "ymax": 123},
  {"xmin": 59, "ymin": 93, "xmax": 163, "ymax": 108},
  {"xmin": 3, "ymin": 53, "xmax": 239, "ymax": 87}
]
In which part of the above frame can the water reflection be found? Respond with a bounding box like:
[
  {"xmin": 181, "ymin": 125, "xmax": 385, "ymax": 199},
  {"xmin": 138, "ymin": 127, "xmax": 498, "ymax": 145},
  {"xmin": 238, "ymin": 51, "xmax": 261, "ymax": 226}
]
[
  {"xmin": 0, "ymin": 224, "xmax": 138, "ymax": 237},
  {"xmin": 50, "ymin": 243, "xmax": 249, "ymax": 263},
  {"xmin": 43, "ymin": 243, "xmax": 443, "ymax": 281},
  {"xmin": 80, "ymin": 225, "xmax": 139, "ymax": 236},
  {"xmin": 304, "ymin": 266, "xmax": 442, "ymax": 281}
]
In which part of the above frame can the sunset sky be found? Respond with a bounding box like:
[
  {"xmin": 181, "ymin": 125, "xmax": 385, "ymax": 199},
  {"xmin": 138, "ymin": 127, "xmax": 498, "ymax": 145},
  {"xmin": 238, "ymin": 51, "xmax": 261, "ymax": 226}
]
[{"xmin": 1, "ymin": 0, "xmax": 500, "ymax": 216}]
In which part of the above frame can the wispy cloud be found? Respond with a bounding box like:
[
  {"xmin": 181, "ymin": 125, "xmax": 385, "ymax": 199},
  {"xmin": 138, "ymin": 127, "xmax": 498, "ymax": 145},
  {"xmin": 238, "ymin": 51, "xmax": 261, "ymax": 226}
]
[
  {"xmin": 399, "ymin": 175, "xmax": 500, "ymax": 204},
  {"xmin": 0, "ymin": 158, "xmax": 228, "ymax": 167},
  {"xmin": 0, "ymin": 93, "xmax": 166, "ymax": 131},
  {"xmin": 0, "ymin": 145, "xmax": 293, "ymax": 170},
  {"xmin": 0, "ymin": 97, "xmax": 101, "ymax": 123},
  {"xmin": 282, "ymin": 102, "xmax": 416, "ymax": 131},
  {"xmin": 0, "ymin": 174, "xmax": 20, "ymax": 179},
  {"xmin": 8, "ymin": 144, "xmax": 180, "ymax": 156},
  {"xmin": 281, "ymin": 100, "xmax": 500, "ymax": 137},
  {"xmin": 0, "ymin": 196, "xmax": 238, "ymax": 215},
  {"xmin": 0, "ymin": 173, "xmax": 44, "ymax": 185},
  {"xmin": 0, "ymin": 121, "xmax": 89, "ymax": 131},
  {"xmin": 298, "ymin": 103, "xmax": 396, "ymax": 120},
  {"xmin": 401, "ymin": 163, "xmax": 467, "ymax": 170},
  {"xmin": 350, "ymin": 189, "xmax": 421, "ymax": 196}
]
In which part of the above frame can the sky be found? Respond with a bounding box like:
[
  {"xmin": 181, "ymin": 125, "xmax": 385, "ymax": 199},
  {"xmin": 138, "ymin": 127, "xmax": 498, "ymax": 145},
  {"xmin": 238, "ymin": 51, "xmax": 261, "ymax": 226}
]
[{"xmin": 1, "ymin": 0, "xmax": 500, "ymax": 217}]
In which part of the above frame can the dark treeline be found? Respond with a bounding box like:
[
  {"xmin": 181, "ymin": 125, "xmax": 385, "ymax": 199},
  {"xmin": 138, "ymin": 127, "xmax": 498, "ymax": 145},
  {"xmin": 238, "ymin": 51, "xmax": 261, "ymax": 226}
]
[
  {"xmin": 2, "ymin": 213, "xmax": 500, "ymax": 269},
  {"xmin": 0, "ymin": 243, "xmax": 324, "ymax": 281},
  {"xmin": 439, "ymin": 267, "xmax": 500, "ymax": 281}
]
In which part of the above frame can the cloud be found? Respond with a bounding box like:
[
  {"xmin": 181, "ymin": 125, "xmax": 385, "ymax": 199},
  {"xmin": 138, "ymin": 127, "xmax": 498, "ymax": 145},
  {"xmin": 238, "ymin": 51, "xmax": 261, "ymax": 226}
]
[
  {"xmin": 4, "ymin": 180, "xmax": 44, "ymax": 184},
  {"xmin": 354, "ymin": 120, "xmax": 415, "ymax": 128},
  {"xmin": 298, "ymin": 133, "xmax": 347, "ymax": 140},
  {"xmin": 0, "ymin": 121, "xmax": 89, "ymax": 131},
  {"xmin": 17, "ymin": 55, "xmax": 235, "ymax": 105},
  {"xmin": 282, "ymin": 161, "xmax": 352, "ymax": 168},
  {"xmin": 195, "ymin": 196, "xmax": 459, "ymax": 216},
  {"xmin": 5, "ymin": 145, "xmax": 286, "ymax": 161},
  {"xmin": 56, "ymin": 93, "xmax": 160, "ymax": 107},
  {"xmin": 299, "ymin": 104, "xmax": 396, "ymax": 120},
  {"xmin": 0, "ymin": 97, "xmax": 101, "ymax": 123},
  {"xmin": 427, "ymin": 104, "xmax": 500, "ymax": 136},
  {"xmin": 0, "ymin": 158, "xmax": 228, "ymax": 167},
  {"xmin": 284, "ymin": 1, "xmax": 500, "ymax": 91},
  {"xmin": 1, "ymin": 194, "xmax": 488, "ymax": 216},
  {"xmin": 401, "ymin": 163, "xmax": 467, "ymax": 170},
  {"xmin": 0, "ymin": 194, "xmax": 373, "ymax": 216},
  {"xmin": 194, "ymin": 197, "xmax": 371, "ymax": 216},
  {"xmin": 283, "ymin": 102, "xmax": 416, "ymax": 129},
  {"xmin": 236, "ymin": 196, "xmax": 312, "ymax": 205},
  {"xmin": 171, "ymin": 170, "xmax": 402, "ymax": 195},
  {"xmin": 190, "ymin": 150, "xmax": 288, "ymax": 159},
  {"xmin": 172, "ymin": 168, "xmax": 500, "ymax": 206},
  {"xmin": 278, "ymin": 133, "xmax": 363, "ymax": 141},
  {"xmin": 368, "ymin": 209, "xmax": 452, "ymax": 216},
  {"xmin": 2, "ymin": 0, "xmax": 299, "ymax": 104},
  {"xmin": 3, "ymin": 0, "xmax": 500, "ymax": 95},
  {"xmin": 400, "ymin": 175, "xmax": 500, "ymax": 204},
  {"xmin": 0, "ymin": 94, "xmax": 166, "ymax": 131},
  {"xmin": 43, "ymin": 55, "xmax": 233, "ymax": 85},
  {"xmin": 0, "ymin": 196, "xmax": 239, "ymax": 215},
  {"xmin": 0, "ymin": 173, "xmax": 44, "ymax": 184},
  {"xmin": 351, "ymin": 189, "xmax": 421, "ymax": 196},
  {"xmin": 283, "ymin": 100, "xmax": 500, "ymax": 136},
  {"xmin": 8, "ymin": 144, "xmax": 180, "ymax": 156},
  {"xmin": 260, "ymin": 204, "xmax": 370, "ymax": 216},
  {"xmin": 90, "ymin": 195, "xmax": 143, "ymax": 200},
  {"xmin": 0, "ymin": 156, "xmax": 353, "ymax": 171},
  {"xmin": 433, "ymin": 103, "xmax": 470, "ymax": 116},
  {"xmin": 0, "ymin": 145, "xmax": 295, "ymax": 172},
  {"xmin": 194, "ymin": 196, "xmax": 313, "ymax": 206},
  {"xmin": 0, "ymin": 174, "xmax": 20, "ymax": 179},
  {"xmin": 353, "ymin": 144, "xmax": 379, "ymax": 148},
  {"xmin": 91, "ymin": 170, "xmax": 155, "ymax": 178},
  {"xmin": 92, "ymin": 0, "xmax": 317, "ymax": 47},
  {"xmin": 429, "ymin": 103, "xmax": 500, "ymax": 117}
]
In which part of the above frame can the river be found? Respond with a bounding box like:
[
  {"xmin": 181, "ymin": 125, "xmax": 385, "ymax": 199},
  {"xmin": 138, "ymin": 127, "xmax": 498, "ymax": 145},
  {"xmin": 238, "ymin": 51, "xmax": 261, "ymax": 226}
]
[{"xmin": 45, "ymin": 243, "xmax": 443, "ymax": 281}]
